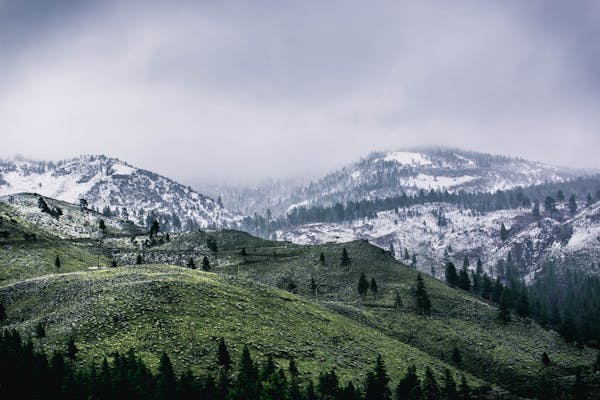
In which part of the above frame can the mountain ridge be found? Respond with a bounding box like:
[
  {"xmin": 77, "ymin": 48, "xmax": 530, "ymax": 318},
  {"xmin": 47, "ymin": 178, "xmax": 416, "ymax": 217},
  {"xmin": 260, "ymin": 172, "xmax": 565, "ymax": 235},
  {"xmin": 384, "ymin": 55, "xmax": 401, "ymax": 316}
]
[{"xmin": 0, "ymin": 154, "xmax": 242, "ymax": 232}]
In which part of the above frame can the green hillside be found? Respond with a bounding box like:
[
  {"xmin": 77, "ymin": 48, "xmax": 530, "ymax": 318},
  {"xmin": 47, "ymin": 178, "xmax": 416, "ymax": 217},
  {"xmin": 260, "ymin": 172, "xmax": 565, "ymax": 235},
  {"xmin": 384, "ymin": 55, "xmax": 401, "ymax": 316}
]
[
  {"xmin": 150, "ymin": 233, "xmax": 596, "ymax": 396},
  {"xmin": 0, "ymin": 266, "xmax": 477, "ymax": 387},
  {"xmin": 0, "ymin": 197, "xmax": 597, "ymax": 397}
]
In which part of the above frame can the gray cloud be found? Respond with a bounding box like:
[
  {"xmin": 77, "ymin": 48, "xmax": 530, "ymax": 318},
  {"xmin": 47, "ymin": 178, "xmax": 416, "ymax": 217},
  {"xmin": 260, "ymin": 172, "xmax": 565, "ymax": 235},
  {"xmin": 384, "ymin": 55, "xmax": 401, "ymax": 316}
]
[{"xmin": 1, "ymin": 0, "xmax": 599, "ymax": 183}]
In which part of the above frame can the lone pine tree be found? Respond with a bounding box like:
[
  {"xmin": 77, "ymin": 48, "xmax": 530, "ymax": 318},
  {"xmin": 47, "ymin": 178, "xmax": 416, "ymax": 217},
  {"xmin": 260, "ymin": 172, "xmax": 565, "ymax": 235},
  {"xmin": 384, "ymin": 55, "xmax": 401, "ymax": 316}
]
[
  {"xmin": 99, "ymin": 219, "xmax": 107, "ymax": 235},
  {"xmin": 217, "ymin": 337, "xmax": 232, "ymax": 371},
  {"xmin": 500, "ymin": 223, "xmax": 508, "ymax": 242},
  {"xmin": 370, "ymin": 278, "xmax": 378, "ymax": 298},
  {"xmin": 358, "ymin": 272, "xmax": 369, "ymax": 299},
  {"xmin": 340, "ymin": 247, "xmax": 351, "ymax": 267},
  {"xmin": 319, "ymin": 252, "xmax": 326, "ymax": 265},
  {"xmin": 414, "ymin": 273, "xmax": 431, "ymax": 315},
  {"xmin": 149, "ymin": 219, "xmax": 160, "ymax": 237},
  {"xmin": 445, "ymin": 262, "xmax": 458, "ymax": 286},
  {"xmin": 202, "ymin": 256, "xmax": 211, "ymax": 271}
]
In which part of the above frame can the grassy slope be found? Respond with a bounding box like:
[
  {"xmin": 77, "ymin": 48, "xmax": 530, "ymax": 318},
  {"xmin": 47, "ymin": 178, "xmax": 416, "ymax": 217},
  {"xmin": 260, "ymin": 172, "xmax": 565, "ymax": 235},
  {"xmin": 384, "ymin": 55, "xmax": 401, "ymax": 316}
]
[
  {"xmin": 0, "ymin": 197, "xmax": 595, "ymax": 395},
  {"xmin": 0, "ymin": 266, "xmax": 475, "ymax": 387},
  {"xmin": 197, "ymin": 236, "xmax": 595, "ymax": 394},
  {"xmin": 0, "ymin": 201, "xmax": 112, "ymax": 284}
]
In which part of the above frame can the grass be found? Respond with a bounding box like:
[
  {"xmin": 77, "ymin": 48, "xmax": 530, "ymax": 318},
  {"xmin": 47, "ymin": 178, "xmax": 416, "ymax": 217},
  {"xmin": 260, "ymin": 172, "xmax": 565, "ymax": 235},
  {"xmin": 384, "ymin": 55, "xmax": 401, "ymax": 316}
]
[
  {"xmin": 0, "ymin": 265, "xmax": 477, "ymax": 388},
  {"xmin": 0, "ymin": 198, "xmax": 596, "ymax": 396}
]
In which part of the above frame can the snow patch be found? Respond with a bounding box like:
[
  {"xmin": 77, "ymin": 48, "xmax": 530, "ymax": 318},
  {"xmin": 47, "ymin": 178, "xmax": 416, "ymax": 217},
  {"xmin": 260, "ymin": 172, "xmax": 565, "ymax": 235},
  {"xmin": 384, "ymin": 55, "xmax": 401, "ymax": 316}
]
[{"xmin": 382, "ymin": 152, "xmax": 431, "ymax": 166}]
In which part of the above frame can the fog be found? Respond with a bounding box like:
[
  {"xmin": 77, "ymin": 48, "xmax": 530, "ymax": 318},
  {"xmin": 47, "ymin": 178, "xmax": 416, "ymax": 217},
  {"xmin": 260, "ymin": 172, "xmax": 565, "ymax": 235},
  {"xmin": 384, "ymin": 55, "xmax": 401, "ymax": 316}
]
[{"xmin": 1, "ymin": 0, "xmax": 599, "ymax": 183}]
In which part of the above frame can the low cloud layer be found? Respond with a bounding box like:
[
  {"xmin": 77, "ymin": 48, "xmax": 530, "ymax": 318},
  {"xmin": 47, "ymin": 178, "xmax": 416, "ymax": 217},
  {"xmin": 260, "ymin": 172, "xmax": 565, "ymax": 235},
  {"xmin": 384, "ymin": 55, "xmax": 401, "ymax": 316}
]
[{"xmin": 1, "ymin": 0, "xmax": 599, "ymax": 183}]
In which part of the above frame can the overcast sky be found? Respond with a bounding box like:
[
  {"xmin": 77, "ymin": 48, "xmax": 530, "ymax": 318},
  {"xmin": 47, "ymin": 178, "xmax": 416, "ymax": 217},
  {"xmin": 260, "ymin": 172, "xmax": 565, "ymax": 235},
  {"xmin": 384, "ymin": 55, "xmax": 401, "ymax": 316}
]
[{"xmin": 1, "ymin": 0, "xmax": 599, "ymax": 184}]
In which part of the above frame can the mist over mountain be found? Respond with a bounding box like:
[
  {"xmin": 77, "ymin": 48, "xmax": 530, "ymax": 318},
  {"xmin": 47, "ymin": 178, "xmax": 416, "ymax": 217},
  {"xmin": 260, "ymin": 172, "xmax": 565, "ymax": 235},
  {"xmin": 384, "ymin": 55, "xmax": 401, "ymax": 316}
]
[{"xmin": 198, "ymin": 147, "xmax": 584, "ymax": 217}]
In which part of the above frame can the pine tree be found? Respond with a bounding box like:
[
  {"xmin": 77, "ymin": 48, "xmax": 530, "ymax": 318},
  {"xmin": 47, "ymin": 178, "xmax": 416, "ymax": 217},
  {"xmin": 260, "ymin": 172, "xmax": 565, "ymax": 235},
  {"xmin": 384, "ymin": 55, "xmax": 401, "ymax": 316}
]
[
  {"xmin": 232, "ymin": 345, "xmax": 258, "ymax": 400},
  {"xmin": 364, "ymin": 354, "xmax": 391, "ymax": 400},
  {"xmin": 358, "ymin": 272, "xmax": 369, "ymax": 299},
  {"xmin": 340, "ymin": 248, "xmax": 351, "ymax": 267},
  {"xmin": 187, "ymin": 258, "xmax": 196, "ymax": 269},
  {"xmin": 532, "ymin": 199, "xmax": 541, "ymax": 219},
  {"xmin": 319, "ymin": 252, "xmax": 325, "ymax": 265},
  {"xmin": 370, "ymin": 278, "xmax": 378, "ymax": 298},
  {"xmin": 217, "ymin": 337, "xmax": 231, "ymax": 371},
  {"xmin": 481, "ymin": 274, "xmax": 492, "ymax": 299},
  {"xmin": 156, "ymin": 352, "xmax": 176, "ymax": 400},
  {"xmin": 318, "ymin": 369, "xmax": 339, "ymax": 399},
  {"xmin": 544, "ymin": 196, "xmax": 556, "ymax": 217},
  {"xmin": 241, "ymin": 248, "xmax": 248, "ymax": 257},
  {"xmin": 500, "ymin": 223, "xmax": 508, "ymax": 242},
  {"xmin": 569, "ymin": 194, "xmax": 578, "ymax": 214},
  {"xmin": 476, "ymin": 258, "xmax": 483, "ymax": 274},
  {"xmin": 445, "ymin": 262, "xmax": 458, "ymax": 286},
  {"xmin": 202, "ymin": 256, "xmax": 211, "ymax": 271},
  {"xmin": 422, "ymin": 366, "xmax": 440, "ymax": 400},
  {"xmin": 0, "ymin": 302, "xmax": 6, "ymax": 323},
  {"xmin": 389, "ymin": 243, "xmax": 395, "ymax": 258},
  {"xmin": 541, "ymin": 352, "xmax": 550, "ymax": 366},
  {"xmin": 443, "ymin": 369, "xmax": 458, "ymax": 400},
  {"xmin": 54, "ymin": 255, "xmax": 61, "ymax": 271},
  {"xmin": 288, "ymin": 357, "xmax": 299, "ymax": 377},
  {"xmin": 404, "ymin": 248, "xmax": 410, "ymax": 260},
  {"xmin": 260, "ymin": 368, "xmax": 289, "ymax": 400},
  {"xmin": 207, "ymin": 237, "xmax": 218, "ymax": 252},
  {"xmin": 110, "ymin": 260, "xmax": 117, "ymax": 268},
  {"xmin": 149, "ymin": 219, "xmax": 160, "ymax": 237},
  {"xmin": 67, "ymin": 338, "xmax": 78, "ymax": 360},
  {"xmin": 260, "ymin": 355, "xmax": 276, "ymax": 382},
  {"xmin": 136, "ymin": 254, "xmax": 143, "ymax": 265},
  {"xmin": 587, "ymin": 193, "xmax": 594, "ymax": 206},
  {"xmin": 99, "ymin": 219, "xmax": 107, "ymax": 235},
  {"xmin": 395, "ymin": 365, "xmax": 420, "ymax": 400},
  {"xmin": 458, "ymin": 266, "xmax": 471, "ymax": 291},
  {"xmin": 340, "ymin": 381, "xmax": 359, "ymax": 400},
  {"xmin": 556, "ymin": 190, "xmax": 565, "ymax": 202},
  {"xmin": 414, "ymin": 273, "xmax": 431, "ymax": 316},
  {"xmin": 411, "ymin": 254, "xmax": 417, "ymax": 267}
]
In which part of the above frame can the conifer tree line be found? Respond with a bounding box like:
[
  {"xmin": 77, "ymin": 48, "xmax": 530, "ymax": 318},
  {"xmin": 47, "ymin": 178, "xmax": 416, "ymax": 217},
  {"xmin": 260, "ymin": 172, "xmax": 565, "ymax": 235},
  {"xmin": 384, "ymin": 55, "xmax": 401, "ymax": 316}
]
[
  {"xmin": 241, "ymin": 176, "xmax": 600, "ymax": 237},
  {"xmin": 443, "ymin": 255, "xmax": 600, "ymax": 343},
  {"xmin": 0, "ymin": 329, "xmax": 482, "ymax": 400}
]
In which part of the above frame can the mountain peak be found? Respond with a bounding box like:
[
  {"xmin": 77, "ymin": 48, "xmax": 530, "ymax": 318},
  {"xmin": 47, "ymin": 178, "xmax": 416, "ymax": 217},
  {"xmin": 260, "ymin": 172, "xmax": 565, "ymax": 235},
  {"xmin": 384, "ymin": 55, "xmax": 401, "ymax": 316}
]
[{"xmin": 0, "ymin": 155, "xmax": 241, "ymax": 231}]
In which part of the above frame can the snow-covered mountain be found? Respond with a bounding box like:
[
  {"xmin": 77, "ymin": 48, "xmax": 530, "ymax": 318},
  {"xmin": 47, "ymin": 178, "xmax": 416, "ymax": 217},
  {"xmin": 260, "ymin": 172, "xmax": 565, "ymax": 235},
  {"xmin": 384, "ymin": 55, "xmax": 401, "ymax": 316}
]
[
  {"xmin": 276, "ymin": 199, "xmax": 600, "ymax": 281},
  {"xmin": 0, "ymin": 155, "xmax": 242, "ymax": 231},
  {"xmin": 203, "ymin": 148, "xmax": 580, "ymax": 216}
]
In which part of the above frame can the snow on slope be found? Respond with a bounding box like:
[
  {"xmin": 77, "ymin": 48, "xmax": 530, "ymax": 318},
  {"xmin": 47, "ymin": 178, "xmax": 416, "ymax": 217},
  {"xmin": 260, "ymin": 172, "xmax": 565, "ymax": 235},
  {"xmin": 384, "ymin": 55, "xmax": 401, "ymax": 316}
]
[
  {"xmin": 0, "ymin": 193, "xmax": 144, "ymax": 239},
  {"xmin": 0, "ymin": 155, "xmax": 242, "ymax": 231},
  {"xmin": 277, "ymin": 201, "xmax": 600, "ymax": 281},
  {"xmin": 221, "ymin": 147, "xmax": 578, "ymax": 217}
]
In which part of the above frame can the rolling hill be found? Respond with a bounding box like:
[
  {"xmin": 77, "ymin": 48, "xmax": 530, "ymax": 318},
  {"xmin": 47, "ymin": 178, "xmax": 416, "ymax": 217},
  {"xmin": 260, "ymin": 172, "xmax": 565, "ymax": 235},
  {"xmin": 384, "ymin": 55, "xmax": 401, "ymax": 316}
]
[{"xmin": 0, "ymin": 195, "xmax": 596, "ymax": 398}]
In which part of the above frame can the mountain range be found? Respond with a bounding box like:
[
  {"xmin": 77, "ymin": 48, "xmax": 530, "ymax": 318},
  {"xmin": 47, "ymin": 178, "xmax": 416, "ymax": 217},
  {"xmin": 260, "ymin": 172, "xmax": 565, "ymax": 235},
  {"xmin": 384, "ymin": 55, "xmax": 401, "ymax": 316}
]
[
  {"xmin": 2, "ymin": 148, "xmax": 600, "ymax": 398},
  {"xmin": 0, "ymin": 155, "xmax": 241, "ymax": 231}
]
